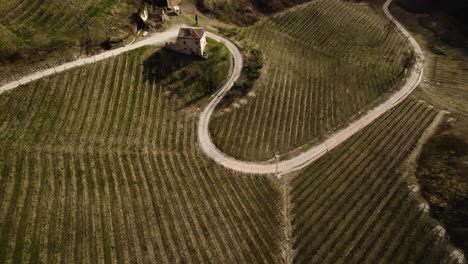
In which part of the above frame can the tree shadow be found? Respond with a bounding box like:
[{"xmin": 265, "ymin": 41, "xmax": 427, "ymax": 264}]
[
  {"xmin": 143, "ymin": 48, "xmax": 213, "ymax": 109},
  {"xmin": 143, "ymin": 48, "xmax": 198, "ymax": 84}
]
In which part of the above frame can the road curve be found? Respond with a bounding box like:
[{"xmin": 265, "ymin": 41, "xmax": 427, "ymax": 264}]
[
  {"xmin": 197, "ymin": 0, "xmax": 425, "ymax": 175},
  {"xmin": 0, "ymin": 0, "xmax": 424, "ymax": 176}
]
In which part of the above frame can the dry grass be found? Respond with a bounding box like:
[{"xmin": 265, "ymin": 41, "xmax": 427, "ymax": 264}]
[{"xmin": 0, "ymin": 0, "xmax": 137, "ymax": 83}]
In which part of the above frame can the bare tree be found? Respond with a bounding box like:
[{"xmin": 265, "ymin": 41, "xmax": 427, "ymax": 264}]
[{"xmin": 62, "ymin": 0, "xmax": 94, "ymax": 54}]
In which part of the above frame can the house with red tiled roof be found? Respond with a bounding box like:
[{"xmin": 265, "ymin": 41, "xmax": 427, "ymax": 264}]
[{"xmin": 167, "ymin": 28, "xmax": 207, "ymax": 58}]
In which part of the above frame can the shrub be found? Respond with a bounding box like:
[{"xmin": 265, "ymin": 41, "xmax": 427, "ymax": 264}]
[{"xmin": 220, "ymin": 45, "xmax": 263, "ymax": 108}]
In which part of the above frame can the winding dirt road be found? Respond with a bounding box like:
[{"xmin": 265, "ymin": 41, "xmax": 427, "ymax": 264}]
[
  {"xmin": 0, "ymin": 0, "xmax": 424, "ymax": 176},
  {"xmin": 197, "ymin": 0, "xmax": 425, "ymax": 175}
]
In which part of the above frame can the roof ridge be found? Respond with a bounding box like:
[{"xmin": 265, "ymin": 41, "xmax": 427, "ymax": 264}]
[{"xmin": 178, "ymin": 27, "xmax": 206, "ymax": 39}]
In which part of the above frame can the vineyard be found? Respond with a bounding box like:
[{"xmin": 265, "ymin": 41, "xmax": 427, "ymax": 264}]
[
  {"xmin": 421, "ymin": 54, "xmax": 468, "ymax": 114},
  {"xmin": 0, "ymin": 0, "xmax": 96, "ymax": 34},
  {"xmin": 290, "ymin": 99, "xmax": 454, "ymax": 263},
  {"xmin": 209, "ymin": 0, "xmax": 410, "ymax": 161},
  {"xmin": 0, "ymin": 42, "xmax": 284, "ymax": 263},
  {"xmin": 428, "ymin": 56, "xmax": 468, "ymax": 89},
  {"xmin": 0, "ymin": 0, "xmax": 464, "ymax": 262},
  {"xmin": 389, "ymin": 1, "xmax": 468, "ymax": 257}
]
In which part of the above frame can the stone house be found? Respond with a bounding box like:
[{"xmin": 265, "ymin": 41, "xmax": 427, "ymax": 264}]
[{"xmin": 167, "ymin": 28, "xmax": 208, "ymax": 58}]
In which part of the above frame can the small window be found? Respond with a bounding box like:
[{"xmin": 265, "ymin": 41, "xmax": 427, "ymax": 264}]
[{"xmin": 183, "ymin": 41, "xmax": 186, "ymax": 45}]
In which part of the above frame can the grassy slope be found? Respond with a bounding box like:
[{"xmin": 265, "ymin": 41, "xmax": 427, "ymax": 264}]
[
  {"xmin": 0, "ymin": 41, "xmax": 283, "ymax": 263},
  {"xmin": 394, "ymin": 0, "xmax": 468, "ymax": 40},
  {"xmin": 0, "ymin": 0, "xmax": 136, "ymax": 83},
  {"xmin": 416, "ymin": 117, "xmax": 468, "ymax": 254},
  {"xmin": 195, "ymin": 0, "xmax": 311, "ymax": 25},
  {"xmin": 390, "ymin": 1, "xmax": 468, "ymax": 255},
  {"xmin": 290, "ymin": 99, "xmax": 454, "ymax": 263},
  {"xmin": 209, "ymin": 0, "xmax": 409, "ymax": 161},
  {"xmin": 195, "ymin": 0, "xmax": 260, "ymax": 26},
  {"xmin": 390, "ymin": 0, "xmax": 468, "ymax": 115}
]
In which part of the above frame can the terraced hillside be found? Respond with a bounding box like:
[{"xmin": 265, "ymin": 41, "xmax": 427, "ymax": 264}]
[
  {"xmin": 290, "ymin": 99, "xmax": 454, "ymax": 263},
  {"xmin": 0, "ymin": 42, "xmax": 283, "ymax": 263},
  {"xmin": 209, "ymin": 0, "xmax": 410, "ymax": 161}
]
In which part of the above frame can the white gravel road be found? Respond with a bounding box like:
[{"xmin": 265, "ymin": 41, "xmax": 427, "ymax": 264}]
[{"xmin": 197, "ymin": 0, "xmax": 425, "ymax": 175}]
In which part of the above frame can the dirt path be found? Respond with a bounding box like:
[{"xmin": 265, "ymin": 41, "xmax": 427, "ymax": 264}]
[
  {"xmin": 197, "ymin": 0, "xmax": 425, "ymax": 175},
  {"xmin": 282, "ymin": 179, "xmax": 293, "ymax": 264}
]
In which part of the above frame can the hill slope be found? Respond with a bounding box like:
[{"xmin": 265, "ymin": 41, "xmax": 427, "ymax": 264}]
[
  {"xmin": 290, "ymin": 99, "xmax": 455, "ymax": 263},
  {"xmin": 209, "ymin": 0, "xmax": 410, "ymax": 161},
  {"xmin": 0, "ymin": 42, "xmax": 283, "ymax": 263},
  {"xmin": 391, "ymin": 0, "xmax": 468, "ymax": 256},
  {"xmin": 0, "ymin": 0, "xmax": 136, "ymax": 82},
  {"xmin": 196, "ymin": 0, "xmax": 310, "ymax": 25}
]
